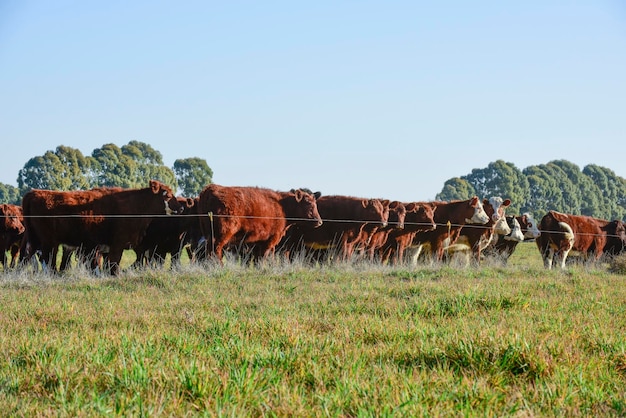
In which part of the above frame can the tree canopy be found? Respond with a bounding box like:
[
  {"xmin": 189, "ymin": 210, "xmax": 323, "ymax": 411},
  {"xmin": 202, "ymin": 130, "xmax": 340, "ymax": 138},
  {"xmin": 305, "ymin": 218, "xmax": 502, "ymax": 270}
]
[
  {"xmin": 10, "ymin": 141, "xmax": 212, "ymax": 200},
  {"xmin": 436, "ymin": 159, "xmax": 626, "ymax": 221}
]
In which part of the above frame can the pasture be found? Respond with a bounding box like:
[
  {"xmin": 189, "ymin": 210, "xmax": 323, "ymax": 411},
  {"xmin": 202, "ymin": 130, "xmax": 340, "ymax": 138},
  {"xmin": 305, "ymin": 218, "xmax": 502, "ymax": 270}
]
[{"xmin": 1, "ymin": 243, "xmax": 626, "ymax": 416}]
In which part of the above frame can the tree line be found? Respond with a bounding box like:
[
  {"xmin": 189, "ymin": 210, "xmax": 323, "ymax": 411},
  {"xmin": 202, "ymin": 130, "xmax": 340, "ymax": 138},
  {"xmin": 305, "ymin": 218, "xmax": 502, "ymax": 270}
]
[
  {"xmin": 2, "ymin": 149, "xmax": 624, "ymax": 222},
  {"xmin": 0, "ymin": 141, "xmax": 213, "ymax": 204},
  {"xmin": 436, "ymin": 160, "xmax": 626, "ymax": 221}
]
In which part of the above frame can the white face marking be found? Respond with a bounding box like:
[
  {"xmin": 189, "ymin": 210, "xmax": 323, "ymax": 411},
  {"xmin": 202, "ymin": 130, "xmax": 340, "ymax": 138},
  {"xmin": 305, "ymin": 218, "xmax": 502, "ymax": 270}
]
[
  {"xmin": 522, "ymin": 213, "xmax": 541, "ymax": 239},
  {"xmin": 164, "ymin": 200, "xmax": 173, "ymax": 215},
  {"xmin": 494, "ymin": 216, "xmax": 512, "ymax": 236},
  {"xmin": 504, "ymin": 218, "xmax": 525, "ymax": 242},
  {"xmin": 468, "ymin": 200, "xmax": 490, "ymax": 224},
  {"xmin": 488, "ymin": 196, "xmax": 509, "ymax": 221}
]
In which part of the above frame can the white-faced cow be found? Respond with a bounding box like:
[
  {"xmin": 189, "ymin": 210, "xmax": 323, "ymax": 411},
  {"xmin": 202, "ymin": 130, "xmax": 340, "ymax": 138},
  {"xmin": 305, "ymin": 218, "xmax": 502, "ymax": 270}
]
[
  {"xmin": 406, "ymin": 196, "xmax": 491, "ymax": 264},
  {"xmin": 484, "ymin": 213, "xmax": 540, "ymax": 264},
  {"xmin": 443, "ymin": 197, "xmax": 513, "ymax": 264},
  {"xmin": 536, "ymin": 210, "xmax": 626, "ymax": 269}
]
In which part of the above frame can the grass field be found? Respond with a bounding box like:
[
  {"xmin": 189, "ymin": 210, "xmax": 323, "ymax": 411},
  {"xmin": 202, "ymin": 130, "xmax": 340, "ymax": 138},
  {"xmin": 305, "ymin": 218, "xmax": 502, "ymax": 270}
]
[{"xmin": 1, "ymin": 243, "xmax": 626, "ymax": 416}]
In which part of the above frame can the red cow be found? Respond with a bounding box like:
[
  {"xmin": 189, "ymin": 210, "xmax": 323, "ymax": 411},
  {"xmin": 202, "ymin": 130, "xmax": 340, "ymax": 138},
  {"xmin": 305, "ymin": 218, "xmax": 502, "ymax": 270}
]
[
  {"xmin": 361, "ymin": 201, "xmax": 407, "ymax": 262},
  {"xmin": 0, "ymin": 204, "xmax": 25, "ymax": 269},
  {"xmin": 536, "ymin": 210, "xmax": 626, "ymax": 269},
  {"xmin": 197, "ymin": 185, "xmax": 323, "ymax": 262},
  {"xmin": 132, "ymin": 196, "xmax": 197, "ymax": 268},
  {"xmin": 282, "ymin": 195, "xmax": 390, "ymax": 262},
  {"xmin": 378, "ymin": 202, "xmax": 437, "ymax": 264},
  {"xmin": 21, "ymin": 180, "xmax": 183, "ymax": 275},
  {"xmin": 406, "ymin": 196, "xmax": 490, "ymax": 264},
  {"xmin": 444, "ymin": 197, "xmax": 512, "ymax": 264}
]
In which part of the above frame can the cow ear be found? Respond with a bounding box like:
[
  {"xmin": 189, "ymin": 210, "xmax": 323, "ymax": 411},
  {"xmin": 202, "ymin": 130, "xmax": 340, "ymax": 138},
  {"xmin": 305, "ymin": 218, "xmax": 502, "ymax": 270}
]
[
  {"xmin": 294, "ymin": 189, "xmax": 303, "ymax": 202},
  {"xmin": 382, "ymin": 199, "xmax": 390, "ymax": 207},
  {"xmin": 314, "ymin": 191, "xmax": 321, "ymax": 199},
  {"xmin": 503, "ymin": 199, "xmax": 511, "ymax": 207},
  {"xmin": 362, "ymin": 199, "xmax": 369, "ymax": 208},
  {"xmin": 150, "ymin": 180, "xmax": 159, "ymax": 194},
  {"xmin": 470, "ymin": 196, "xmax": 479, "ymax": 206},
  {"xmin": 186, "ymin": 198, "xmax": 195, "ymax": 207},
  {"xmin": 405, "ymin": 202, "xmax": 417, "ymax": 211}
]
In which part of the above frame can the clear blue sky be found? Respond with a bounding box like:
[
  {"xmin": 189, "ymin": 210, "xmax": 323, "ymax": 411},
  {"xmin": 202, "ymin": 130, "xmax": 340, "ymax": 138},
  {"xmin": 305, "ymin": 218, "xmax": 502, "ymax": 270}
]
[{"xmin": 1, "ymin": 1, "xmax": 625, "ymax": 202}]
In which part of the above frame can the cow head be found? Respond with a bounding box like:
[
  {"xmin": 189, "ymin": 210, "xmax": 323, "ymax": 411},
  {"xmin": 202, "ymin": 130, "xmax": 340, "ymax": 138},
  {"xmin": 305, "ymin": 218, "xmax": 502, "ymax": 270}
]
[
  {"xmin": 466, "ymin": 196, "xmax": 490, "ymax": 224},
  {"xmin": 362, "ymin": 199, "xmax": 389, "ymax": 227},
  {"xmin": 388, "ymin": 201, "xmax": 406, "ymax": 229},
  {"xmin": 504, "ymin": 216, "xmax": 525, "ymax": 242},
  {"xmin": 482, "ymin": 197, "xmax": 511, "ymax": 235},
  {"xmin": 0, "ymin": 204, "xmax": 25, "ymax": 235},
  {"xmin": 519, "ymin": 212, "xmax": 541, "ymax": 240},
  {"xmin": 289, "ymin": 188, "xmax": 323, "ymax": 227},
  {"xmin": 150, "ymin": 180, "xmax": 184, "ymax": 215},
  {"xmin": 405, "ymin": 202, "xmax": 437, "ymax": 231},
  {"xmin": 488, "ymin": 196, "xmax": 511, "ymax": 222}
]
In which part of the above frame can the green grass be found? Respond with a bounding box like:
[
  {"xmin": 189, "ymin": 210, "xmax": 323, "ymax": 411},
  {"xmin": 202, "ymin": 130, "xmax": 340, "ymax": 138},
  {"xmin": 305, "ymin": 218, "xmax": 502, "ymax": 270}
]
[{"xmin": 1, "ymin": 243, "xmax": 626, "ymax": 416}]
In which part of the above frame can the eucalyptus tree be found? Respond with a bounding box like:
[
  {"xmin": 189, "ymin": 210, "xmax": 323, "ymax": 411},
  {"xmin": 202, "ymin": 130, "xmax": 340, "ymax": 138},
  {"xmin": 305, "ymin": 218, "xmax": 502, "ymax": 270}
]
[
  {"xmin": 122, "ymin": 141, "xmax": 177, "ymax": 189},
  {"xmin": 436, "ymin": 177, "xmax": 475, "ymax": 201},
  {"xmin": 522, "ymin": 164, "xmax": 566, "ymax": 216},
  {"xmin": 550, "ymin": 160, "xmax": 601, "ymax": 217},
  {"xmin": 460, "ymin": 160, "xmax": 529, "ymax": 214},
  {"xmin": 17, "ymin": 146, "xmax": 92, "ymax": 194},
  {"xmin": 0, "ymin": 183, "xmax": 21, "ymax": 204},
  {"xmin": 91, "ymin": 143, "xmax": 140, "ymax": 188},
  {"xmin": 583, "ymin": 164, "xmax": 626, "ymax": 221},
  {"xmin": 173, "ymin": 157, "xmax": 213, "ymax": 197}
]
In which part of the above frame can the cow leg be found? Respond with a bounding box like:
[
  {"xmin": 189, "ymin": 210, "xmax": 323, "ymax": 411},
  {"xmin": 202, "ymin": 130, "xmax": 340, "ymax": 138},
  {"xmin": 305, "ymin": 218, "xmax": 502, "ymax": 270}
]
[
  {"xmin": 106, "ymin": 247, "xmax": 124, "ymax": 275},
  {"xmin": 39, "ymin": 245, "xmax": 58, "ymax": 273},
  {"xmin": 9, "ymin": 244, "xmax": 19, "ymax": 269}
]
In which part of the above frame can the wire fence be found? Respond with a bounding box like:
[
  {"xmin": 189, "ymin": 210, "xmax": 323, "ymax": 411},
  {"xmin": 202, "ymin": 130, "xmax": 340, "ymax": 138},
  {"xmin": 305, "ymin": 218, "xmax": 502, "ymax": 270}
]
[{"xmin": 10, "ymin": 212, "xmax": 626, "ymax": 239}]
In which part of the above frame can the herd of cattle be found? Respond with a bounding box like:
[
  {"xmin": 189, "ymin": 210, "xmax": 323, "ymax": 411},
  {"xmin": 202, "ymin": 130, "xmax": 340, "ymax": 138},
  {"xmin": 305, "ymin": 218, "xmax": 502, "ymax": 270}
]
[{"xmin": 0, "ymin": 180, "xmax": 625, "ymax": 275}]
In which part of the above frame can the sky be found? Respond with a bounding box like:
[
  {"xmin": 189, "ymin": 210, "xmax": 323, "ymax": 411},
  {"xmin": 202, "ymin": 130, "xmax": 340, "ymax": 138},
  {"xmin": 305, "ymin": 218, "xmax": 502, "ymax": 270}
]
[{"xmin": 1, "ymin": 1, "xmax": 625, "ymax": 202}]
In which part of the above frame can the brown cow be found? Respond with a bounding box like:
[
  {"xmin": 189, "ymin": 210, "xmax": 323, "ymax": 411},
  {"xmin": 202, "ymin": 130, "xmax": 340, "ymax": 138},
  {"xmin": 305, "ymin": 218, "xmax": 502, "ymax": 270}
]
[
  {"xmin": 132, "ymin": 196, "xmax": 197, "ymax": 268},
  {"xmin": 281, "ymin": 195, "xmax": 390, "ymax": 262},
  {"xmin": 378, "ymin": 202, "xmax": 437, "ymax": 265},
  {"xmin": 536, "ymin": 210, "xmax": 626, "ymax": 269},
  {"xmin": 197, "ymin": 185, "xmax": 323, "ymax": 262},
  {"xmin": 406, "ymin": 196, "xmax": 490, "ymax": 264},
  {"xmin": 48, "ymin": 187, "xmax": 125, "ymax": 271},
  {"xmin": 0, "ymin": 204, "xmax": 25, "ymax": 270},
  {"xmin": 22, "ymin": 180, "xmax": 183, "ymax": 275},
  {"xmin": 443, "ymin": 197, "xmax": 512, "ymax": 264},
  {"xmin": 361, "ymin": 201, "xmax": 407, "ymax": 262}
]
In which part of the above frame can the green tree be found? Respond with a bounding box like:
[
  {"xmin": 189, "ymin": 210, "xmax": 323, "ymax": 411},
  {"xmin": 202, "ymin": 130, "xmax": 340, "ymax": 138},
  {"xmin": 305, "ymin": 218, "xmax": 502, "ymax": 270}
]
[
  {"xmin": 0, "ymin": 183, "xmax": 21, "ymax": 204},
  {"xmin": 436, "ymin": 177, "xmax": 475, "ymax": 201},
  {"xmin": 91, "ymin": 143, "xmax": 139, "ymax": 188},
  {"xmin": 461, "ymin": 160, "xmax": 529, "ymax": 214},
  {"xmin": 522, "ymin": 164, "xmax": 566, "ymax": 216},
  {"xmin": 550, "ymin": 160, "xmax": 601, "ymax": 217},
  {"xmin": 173, "ymin": 157, "xmax": 213, "ymax": 197},
  {"xmin": 17, "ymin": 146, "xmax": 91, "ymax": 194},
  {"xmin": 582, "ymin": 164, "xmax": 626, "ymax": 221},
  {"xmin": 120, "ymin": 140, "xmax": 176, "ymax": 187}
]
